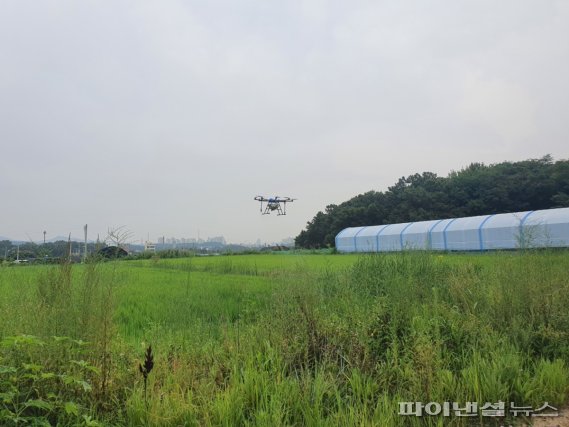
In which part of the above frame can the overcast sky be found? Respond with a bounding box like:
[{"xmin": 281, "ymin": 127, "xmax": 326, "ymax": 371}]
[{"xmin": 1, "ymin": 0, "xmax": 568, "ymax": 244}]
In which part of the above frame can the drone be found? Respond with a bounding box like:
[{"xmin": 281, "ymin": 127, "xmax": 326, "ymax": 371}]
[{"xmin": 254, "ymin": 196, "xmax": 296, "ymax": 215}]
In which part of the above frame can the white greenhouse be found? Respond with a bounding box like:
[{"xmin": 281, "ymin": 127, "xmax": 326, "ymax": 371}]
[{"xmin": 335, "ymin": 207, "xmax": 569, "ymax": 253}]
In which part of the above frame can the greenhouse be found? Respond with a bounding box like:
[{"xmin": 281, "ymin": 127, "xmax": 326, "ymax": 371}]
[{"xmin": 335, "ymin": 207, "xmax": 569, "ymax": 252}]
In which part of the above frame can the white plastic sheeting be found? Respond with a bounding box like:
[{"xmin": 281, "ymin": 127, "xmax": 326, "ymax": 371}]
[{"xmin": 335, "ymin": 207, "xmax": 569, "ymax": 252}]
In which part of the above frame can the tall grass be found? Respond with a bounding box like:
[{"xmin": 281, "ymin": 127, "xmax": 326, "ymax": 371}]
[{"xmin": 1, "ymin": 251, "xmax": 569, "ymax": 425}]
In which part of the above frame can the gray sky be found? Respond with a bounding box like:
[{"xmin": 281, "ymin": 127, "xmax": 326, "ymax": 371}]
[{"xmin": 1, "ymin": 0, "xmax": 568, "ymax": 244}]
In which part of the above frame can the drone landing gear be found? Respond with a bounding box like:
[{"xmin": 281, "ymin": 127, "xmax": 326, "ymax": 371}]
[
  {"xmin": 277, "ymin": 203, "xmax": 287, "ymax": 215},
  {"xmin": 261, "ymin": 202, "xmax": 287, "ymax": 215}
]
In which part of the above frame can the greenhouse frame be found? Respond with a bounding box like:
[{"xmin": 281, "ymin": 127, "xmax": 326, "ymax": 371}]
[{"xmin": 335, "ymin": 207, "xmax": 569, "ymax": 253}]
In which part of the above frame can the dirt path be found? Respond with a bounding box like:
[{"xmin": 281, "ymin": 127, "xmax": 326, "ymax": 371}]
[{"xmin": 529, "ymin": 407, "xmax": 569, "ymax": 427}]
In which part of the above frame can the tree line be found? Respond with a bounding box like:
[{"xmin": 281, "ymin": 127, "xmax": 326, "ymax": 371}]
[
  {"xmin": 0, "ymin": 240, "xmax": 102, "ymax": 262},
  {"xmin": 295, "ymin": 155, "xmax": 569, "ymax": 248}
]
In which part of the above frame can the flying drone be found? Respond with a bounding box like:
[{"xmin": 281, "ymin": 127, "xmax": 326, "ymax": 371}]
[{"xmin": 254, "ymin": 196, "xmax": 296, "ymax": 215}]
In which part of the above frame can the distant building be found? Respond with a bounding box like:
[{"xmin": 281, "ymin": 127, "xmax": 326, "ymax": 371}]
[
  {"xmin": 208, "ymin": 236, "xmax": 226, "ymax": 245},
  {"xmin": 144, "ymin": 241, "xmax": 156, "ymax": 252}
]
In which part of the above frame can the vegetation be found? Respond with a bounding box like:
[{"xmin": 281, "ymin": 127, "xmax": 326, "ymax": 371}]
[
  {"xmin": 0, "ymin": 240, "xmax": 103, "ymax": 263},
  {"xmin": 1, "ymin": 252, "xmax": 568, "ymax": 425},
  {"xmin": 296, "ymin": 155, "xmax": 569, "ymax": 248}
]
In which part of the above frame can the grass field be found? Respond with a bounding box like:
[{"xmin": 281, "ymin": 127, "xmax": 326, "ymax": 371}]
[{"xmin": 1, "ymin": 251, "xmax": 569, "ymax": 426}]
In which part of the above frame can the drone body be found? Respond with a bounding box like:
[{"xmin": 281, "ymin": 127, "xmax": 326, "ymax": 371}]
[{"xmin": 254, "ymin": 196, "xmax": 296, "ymax": 215}]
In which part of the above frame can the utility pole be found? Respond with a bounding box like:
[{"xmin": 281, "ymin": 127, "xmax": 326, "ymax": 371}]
[
  {"xmin": 43, "ymin": 230, "xmax": 46, "ymax": 244},
  {"xmin": 83, "ymin": 224, "xmax": 88, "ymax": 262}
]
